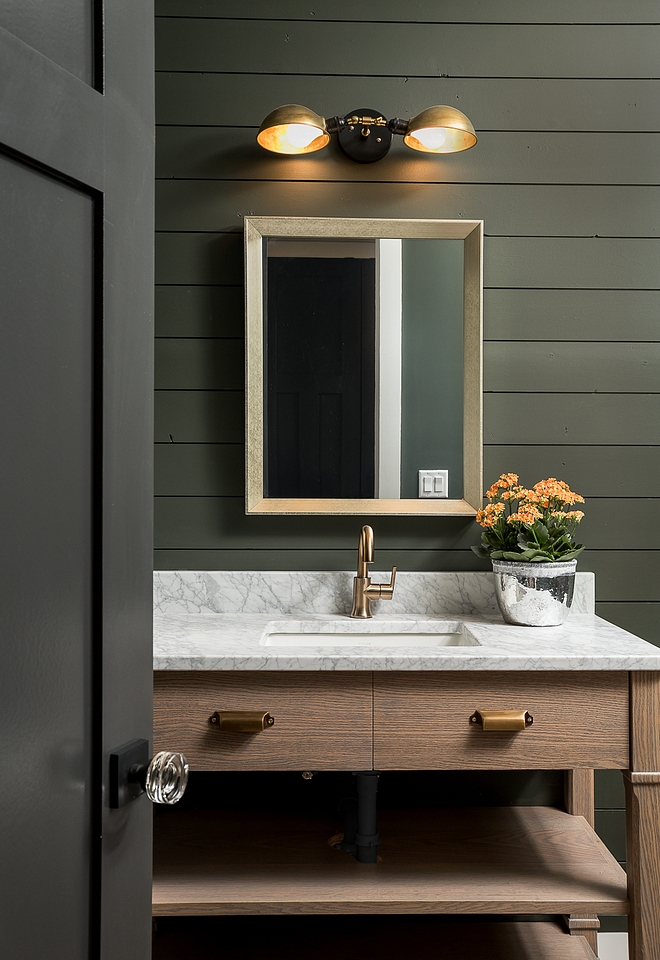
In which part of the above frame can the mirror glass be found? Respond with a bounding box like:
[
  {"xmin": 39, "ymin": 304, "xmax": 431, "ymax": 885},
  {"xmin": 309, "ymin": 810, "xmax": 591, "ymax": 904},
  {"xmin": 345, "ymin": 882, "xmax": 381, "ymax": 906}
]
[{"xmin": 245, "ymin": 217, "xmax": 483, "ymax": 516}]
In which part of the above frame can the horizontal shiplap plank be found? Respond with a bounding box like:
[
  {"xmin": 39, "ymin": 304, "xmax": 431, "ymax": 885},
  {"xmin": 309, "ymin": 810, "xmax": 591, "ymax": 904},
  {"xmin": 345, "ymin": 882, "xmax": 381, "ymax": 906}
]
[
  {"xmin": 155, "ymin": 276, "xmax": 660, "ymax": 343},
  {"xmin": 484, "ymin": 447, "xmax": 660, "ymax": 498},
  {"xmin": 156, "ymin": 285, "xmax": 243, "ymax": 337},
  {"xmin": 597, "ymin": 602, "xmax": 660, "ymax": 647},
  {"xmin": 153, "ymin": 496, "xmax": 660, "ymax": 550},
  {"xmin": 154, "ymin": 497, "xmax": 479, "ymax": 550},
  {"xmin": 157, "ymin": 74, "xmax": 660, "ymax": 133},
  {"xmin": 155, "ymin": 390, "xmax": 244, "ymax": 442},
  {"xmin": 153, "ymin": 547, "xmax": 490, "ymax": 572},
  {"xmin": 155, "ymin": 337, "xmax": 660, "ymax": 393},
  {"xmin": 155, "ymin": 233, "xmax": 242, "ymax": 286},
  {"xmin": 156, "ymin": 444, "xmax": 660, "ymax": 501},
  {"xmin": 485, "ymin": 342, "xmax": 660, "ymax": 393},
  {"xmin": 579, "ymin": 501, "xmax": 660, "ymax": 549},
  {"xmin": 156, "ymin": 127, "xmax": 660, "ymax": 186},
  {"xmin": 150, "ymin": 548, "xmax": 660, "ymax": 600},
  {"xmin": 485, "ymin": 394, "xmax": 660, "ymax": 444},
  {"xmin": 156, "ymin": 390, "xmax": 660, "ymax": 445},
  {"xmin": 484, "ymin": 290, "xmax": 660, "ymax": 341},
  {"xmin": 582, "ymin": 551, "xmax": 660, "ymax": 601},
  {"xmin": 155, "ymin": 182, "xmax": 660, "ymax": 239},
  {"xmin": 155, "ymin": 1, "xmax": 660, "ymax": 24},
  {"xmin": 158, "ymin": 233, "xmax": 660, "ymax": 291},
  {"xmin": 487, "ymin": 238, "xmax": 660, "ymax": 288},
  {"xmin": 156, "ymin": 20, "xmax": 660, "ymax": 79},
  {"xmin": 155, "ymin": 442, "xmax": 244, "ymax": 496},
  {"xmin": 155, "ymin": 338, "xmax": 244, "ymax": 389}
]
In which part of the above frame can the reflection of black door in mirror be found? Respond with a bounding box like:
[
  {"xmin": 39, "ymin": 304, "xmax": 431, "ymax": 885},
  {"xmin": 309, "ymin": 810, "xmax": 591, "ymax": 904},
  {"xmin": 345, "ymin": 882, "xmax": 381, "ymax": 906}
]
[{"xmin": 266, "ymin": 258, "xmax": 375, "ymax": 498}]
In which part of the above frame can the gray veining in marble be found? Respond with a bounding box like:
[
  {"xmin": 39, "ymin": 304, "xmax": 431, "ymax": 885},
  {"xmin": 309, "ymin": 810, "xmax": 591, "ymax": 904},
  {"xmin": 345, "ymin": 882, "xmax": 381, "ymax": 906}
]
[
  {"xmin": 154, "ymin": 570, "xmax": 595, "ymax": 618},
  {"xmin": 153, "ymin": 570, "xmax": 660, "ymax": 672}
]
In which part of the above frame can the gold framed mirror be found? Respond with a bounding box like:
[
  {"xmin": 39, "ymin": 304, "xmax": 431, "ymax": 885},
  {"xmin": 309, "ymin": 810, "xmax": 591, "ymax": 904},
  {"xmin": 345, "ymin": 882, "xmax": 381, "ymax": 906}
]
[{"xmin": 245, "ymin": 216, "xmax": 483, "ymax": 516}]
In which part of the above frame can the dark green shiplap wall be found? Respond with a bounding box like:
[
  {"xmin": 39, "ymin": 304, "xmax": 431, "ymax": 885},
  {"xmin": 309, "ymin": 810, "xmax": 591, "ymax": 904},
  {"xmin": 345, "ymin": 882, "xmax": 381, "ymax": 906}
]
[{"xmin": 155, "ymin": 1, "xmax": 660, "ymax": 930}]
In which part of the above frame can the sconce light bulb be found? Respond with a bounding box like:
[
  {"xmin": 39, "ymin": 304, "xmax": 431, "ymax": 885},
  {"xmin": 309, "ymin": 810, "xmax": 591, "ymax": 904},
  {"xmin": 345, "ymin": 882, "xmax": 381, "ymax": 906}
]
[
  {"xmin": 411, "ymin": 126, "xmax": 447, "ymax": 150},
  {"xmin": 404, "ymin": 105, "xmax": 477, "ymax": 154},
  {"xmin": 284, "ymin": 123, "xmax": 324, "ymax": 149},
  {"xmin": 257, "ymin": 104, "xmax": 330, "ymax": 155}
]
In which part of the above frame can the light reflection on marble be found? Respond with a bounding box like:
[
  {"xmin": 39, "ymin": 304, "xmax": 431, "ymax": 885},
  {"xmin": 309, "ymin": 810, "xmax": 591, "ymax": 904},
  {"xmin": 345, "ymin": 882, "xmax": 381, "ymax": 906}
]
[{"xmin": 153, "ymin": 570, "xmax": 660, "ymax": 672}]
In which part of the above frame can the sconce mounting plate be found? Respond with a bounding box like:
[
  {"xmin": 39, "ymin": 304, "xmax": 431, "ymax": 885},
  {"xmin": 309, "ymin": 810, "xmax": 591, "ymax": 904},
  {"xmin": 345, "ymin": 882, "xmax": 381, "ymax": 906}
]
[{"xmin": 338, "ymin": 107, "xmax": 392, "ymax": 163}]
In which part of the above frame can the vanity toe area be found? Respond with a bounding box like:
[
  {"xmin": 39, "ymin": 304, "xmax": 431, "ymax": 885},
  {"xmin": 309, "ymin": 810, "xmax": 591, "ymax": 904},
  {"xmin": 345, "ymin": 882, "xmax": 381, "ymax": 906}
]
[{"xmin": 153, "ymin": 571, "xmax": 660, "ymax": 959}]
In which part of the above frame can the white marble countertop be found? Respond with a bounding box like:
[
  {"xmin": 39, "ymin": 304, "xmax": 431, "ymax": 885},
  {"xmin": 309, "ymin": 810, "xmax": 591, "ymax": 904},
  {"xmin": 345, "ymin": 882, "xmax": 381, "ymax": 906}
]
[{"xmin": 153, "ymin": 571, "xmax": 660, "ymax": 672}]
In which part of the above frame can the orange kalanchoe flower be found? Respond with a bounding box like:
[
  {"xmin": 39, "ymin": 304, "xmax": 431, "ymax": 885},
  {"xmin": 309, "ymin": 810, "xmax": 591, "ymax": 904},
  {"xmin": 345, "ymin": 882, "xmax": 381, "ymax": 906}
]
[
  {"xmin": 533, "ymin": 478, "xmax": 584, "ymax": 506},
  {"xmin": 507, "ymin": 507, "xmax": 542, "ymax": 526},
  {"xmin": 486, "ymin": 473, "xmax": 519, "ymax": 501},
  {"xmin": 562, "ymin": 510, "xmax": 585, "ymax": 521},
  {"xmin": 476, "ymin": 501, "xmax": 505, "ymax": 528},
  {"xmin": 473, "ymin": 473, "xmax": 585, "ymax": 562}
]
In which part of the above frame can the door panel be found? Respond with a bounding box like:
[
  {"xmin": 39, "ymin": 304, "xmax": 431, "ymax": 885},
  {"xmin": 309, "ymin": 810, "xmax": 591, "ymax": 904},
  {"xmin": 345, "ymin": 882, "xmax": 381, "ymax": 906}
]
[
  {"xmin": 0, "ymin": 2, "xmax": 155, "ymax": 958},
  {"xmin": 0, "ymin": 1, "xmax": 94, "ymax": 84},
  {"xmin": 0, "ymin": 152, "xmax": 94, "ymax": 960}
]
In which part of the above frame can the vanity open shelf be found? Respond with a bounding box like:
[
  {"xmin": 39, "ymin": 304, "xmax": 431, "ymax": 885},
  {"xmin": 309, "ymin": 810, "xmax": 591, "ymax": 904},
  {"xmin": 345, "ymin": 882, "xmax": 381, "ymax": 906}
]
[{"xmin": 153, "ymin": 805, "xmax": 626, "ymax": 917}]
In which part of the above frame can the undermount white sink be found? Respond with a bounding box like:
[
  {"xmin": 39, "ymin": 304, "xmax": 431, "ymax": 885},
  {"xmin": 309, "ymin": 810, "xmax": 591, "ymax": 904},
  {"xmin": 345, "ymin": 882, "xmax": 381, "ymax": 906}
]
[{"xmin": 261, "ymin": 621, "xmax": 479, "ymax": 650}]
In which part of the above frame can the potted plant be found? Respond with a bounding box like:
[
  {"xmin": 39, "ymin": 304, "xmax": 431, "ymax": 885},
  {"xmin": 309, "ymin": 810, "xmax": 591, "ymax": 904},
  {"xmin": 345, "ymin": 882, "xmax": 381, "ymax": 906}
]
[{"xmin": 472, "ymin": 473, "xmax": 585, "ymax": 626}]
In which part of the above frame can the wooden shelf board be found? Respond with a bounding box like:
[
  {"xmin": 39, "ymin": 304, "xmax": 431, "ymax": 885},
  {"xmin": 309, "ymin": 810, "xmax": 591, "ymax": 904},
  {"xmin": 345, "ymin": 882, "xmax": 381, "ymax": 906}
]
[
  {"xmin": 153, "ymin": 917, "xmax": 597, "ymax": 960},
  {"xmin": 153, "ymin": 806, "xmax": 628, "ymax": 917}
]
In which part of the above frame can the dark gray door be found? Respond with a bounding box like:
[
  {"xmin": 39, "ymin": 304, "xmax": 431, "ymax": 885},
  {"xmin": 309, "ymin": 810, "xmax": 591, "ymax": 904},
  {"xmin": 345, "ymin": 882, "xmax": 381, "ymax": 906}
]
[
  {"xmin": 0, "ymin": 4, "xmax": 154, "ymax": 959},
  {"xmin": 266, "ymin": 258, "xmax": 376, "ymax": 498}
]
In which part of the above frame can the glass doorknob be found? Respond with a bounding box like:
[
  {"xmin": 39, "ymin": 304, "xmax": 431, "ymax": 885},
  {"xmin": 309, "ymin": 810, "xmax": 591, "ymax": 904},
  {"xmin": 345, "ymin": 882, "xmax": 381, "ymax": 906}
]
[
  {"xmin": 109, "ymin": 739, "xmax": 189, "ymax": 807},
  {"xmin": 138, "ymin": 750, "xmax": 189, "ymax": 804}
]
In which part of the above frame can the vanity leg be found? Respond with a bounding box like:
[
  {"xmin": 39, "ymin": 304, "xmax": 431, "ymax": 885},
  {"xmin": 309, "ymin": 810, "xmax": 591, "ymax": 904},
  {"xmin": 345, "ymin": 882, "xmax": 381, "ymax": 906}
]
[
  {"xmin": 565, "ymin": 769, "xmax": 595, "ymax": 827},
  {"xmin": 564, "ymin": 769, "xmax": 599, "ymax": 955},
  {"xmin": 626, "ymin": 672, "xmax": 660, "ymax": 960}
]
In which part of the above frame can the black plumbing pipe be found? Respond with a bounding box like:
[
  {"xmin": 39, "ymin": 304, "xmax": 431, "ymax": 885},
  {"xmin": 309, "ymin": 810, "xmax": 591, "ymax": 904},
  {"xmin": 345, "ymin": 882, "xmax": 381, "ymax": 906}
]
[{"xmin": 354, "ymin": 771, "xmax": 381, "ymax": 863}]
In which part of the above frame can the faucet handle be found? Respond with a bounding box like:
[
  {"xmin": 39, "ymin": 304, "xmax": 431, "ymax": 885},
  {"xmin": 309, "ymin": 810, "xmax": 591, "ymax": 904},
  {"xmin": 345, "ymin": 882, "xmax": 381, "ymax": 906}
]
[{"xmin": 377, "ymin": 566, "xmax": 397, "ymax": 600}]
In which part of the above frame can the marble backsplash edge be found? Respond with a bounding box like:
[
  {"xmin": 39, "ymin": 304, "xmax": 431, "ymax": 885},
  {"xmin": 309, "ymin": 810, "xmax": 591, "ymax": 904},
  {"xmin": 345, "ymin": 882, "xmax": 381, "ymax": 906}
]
[{"xmin": 154, "ymin": 571, "xmax": 595, "ymax": 618}]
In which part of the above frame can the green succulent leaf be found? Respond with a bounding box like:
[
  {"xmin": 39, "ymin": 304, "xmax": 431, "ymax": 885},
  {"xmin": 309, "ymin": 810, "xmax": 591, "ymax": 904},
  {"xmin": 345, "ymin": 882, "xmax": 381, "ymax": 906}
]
[
  {"xmin": 501, "ymin": 549, "xmax": 549, "ymax": 561},
  {"xmin": 470, "ymin": 545, "xmax": 492, "ymax": 559}
]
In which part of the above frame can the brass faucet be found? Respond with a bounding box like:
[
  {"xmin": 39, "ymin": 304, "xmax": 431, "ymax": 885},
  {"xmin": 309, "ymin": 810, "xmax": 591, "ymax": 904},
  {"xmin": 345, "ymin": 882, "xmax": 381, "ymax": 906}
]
[{"xmin": 350, "ymin": 525, "xmax": 397, "ymax": 619}]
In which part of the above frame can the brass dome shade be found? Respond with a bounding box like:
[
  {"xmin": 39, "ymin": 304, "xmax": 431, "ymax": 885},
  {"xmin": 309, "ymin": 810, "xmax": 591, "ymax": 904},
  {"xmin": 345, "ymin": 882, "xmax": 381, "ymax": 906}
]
[
  {"xmin": 257, "ymin": 104, "xmax": 330, "ymax": 155},
  {"xmin": 403, "ymin": 105, "xmax": 477, "ymax": 154}
]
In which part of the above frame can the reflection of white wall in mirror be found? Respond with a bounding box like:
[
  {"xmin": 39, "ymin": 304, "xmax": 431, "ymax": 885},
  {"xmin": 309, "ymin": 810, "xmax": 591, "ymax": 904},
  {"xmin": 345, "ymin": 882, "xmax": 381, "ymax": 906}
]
[{"xmin": 376, "ymin": 239, "xmax": 402, "ymax": 499}]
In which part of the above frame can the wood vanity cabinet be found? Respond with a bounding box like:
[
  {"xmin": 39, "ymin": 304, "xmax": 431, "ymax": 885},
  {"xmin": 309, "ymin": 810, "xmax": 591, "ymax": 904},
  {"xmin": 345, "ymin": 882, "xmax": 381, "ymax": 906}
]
[{"xmin": 153, "ymin": 669, "xmax": 660, "ymax": 960}]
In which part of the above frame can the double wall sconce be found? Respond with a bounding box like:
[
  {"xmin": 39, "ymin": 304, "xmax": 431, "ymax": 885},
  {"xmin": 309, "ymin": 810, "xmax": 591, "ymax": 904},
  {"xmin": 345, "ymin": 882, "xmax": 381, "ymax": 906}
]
[{"xmin": 257, "ymin": 103, "xmax": 477, "ymax": 164}]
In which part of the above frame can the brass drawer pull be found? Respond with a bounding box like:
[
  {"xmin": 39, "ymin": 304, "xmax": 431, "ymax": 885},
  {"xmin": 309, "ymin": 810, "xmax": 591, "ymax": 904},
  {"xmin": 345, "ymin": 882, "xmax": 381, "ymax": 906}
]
[
  {"xmin": 209, "ymin": 710, "xmax": 275, "ymax": 733},
  {"xmin": 470, "ymin": 709, "xmax": 533, "ymax": 731}
]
